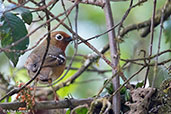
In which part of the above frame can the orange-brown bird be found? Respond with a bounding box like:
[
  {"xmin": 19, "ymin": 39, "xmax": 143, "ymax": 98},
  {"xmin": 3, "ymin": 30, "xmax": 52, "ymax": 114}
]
[{"xmin": 24, "ymin": 31, "xmax": 72, "ymax": 83}]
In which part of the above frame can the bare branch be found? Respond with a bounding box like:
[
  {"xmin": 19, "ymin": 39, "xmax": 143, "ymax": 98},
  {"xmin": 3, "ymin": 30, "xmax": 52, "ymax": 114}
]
[
  {"xmin": 0, "ymin": 98, "xmax": 93, "ymax": 111},
  {"xmin": 103, "ymin": 0, "xmax": 120, "ymax": 113},
  {"xmin": 69, "ymin": 0, "xmax": 105, "ymax": 7},
  {"xmin": 120, "ymin": 0, "xmax": 171, "ymax": 37}
]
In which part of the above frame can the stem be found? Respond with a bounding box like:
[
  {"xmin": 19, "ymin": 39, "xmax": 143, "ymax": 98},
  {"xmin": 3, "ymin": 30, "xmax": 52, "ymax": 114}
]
[{"xmin": 103, "ymin": 0, "xmax": 120, "ymax": 113}]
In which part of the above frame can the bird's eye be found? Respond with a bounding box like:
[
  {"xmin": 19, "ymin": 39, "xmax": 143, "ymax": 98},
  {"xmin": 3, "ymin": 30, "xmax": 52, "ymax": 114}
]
[{"xmin": 55, "ymin": 34, "xmax": 63, "ymax": 40}]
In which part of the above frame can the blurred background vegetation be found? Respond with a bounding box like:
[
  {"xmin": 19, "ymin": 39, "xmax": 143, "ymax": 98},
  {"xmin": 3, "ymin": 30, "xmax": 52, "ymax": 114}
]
[{"xmin": 0, "ymin": 0, "xmax": 170, "ymax": 100}]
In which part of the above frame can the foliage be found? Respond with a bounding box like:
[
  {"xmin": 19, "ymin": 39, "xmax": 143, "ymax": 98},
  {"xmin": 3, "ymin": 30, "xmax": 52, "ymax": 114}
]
[
  {"xmin": 148, "ymin": 66, "xmax": 170, "ymax": 88},
  {"xmin": 66, "ymin": 107, "xmax": 88, "ymax": 114},
  {"xmin": 0, "ymin": 4, "xmax": 32, "ymax": 66},
  {"xmin": 163, "ymin": 19, "xmax": 171, "ymax": 48}
]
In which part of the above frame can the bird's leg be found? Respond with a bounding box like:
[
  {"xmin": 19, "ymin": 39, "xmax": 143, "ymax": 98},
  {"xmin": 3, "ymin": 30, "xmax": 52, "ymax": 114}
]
[{"xmin": 48, "ymin": 79, "xmax": 59, "ymax": 101}]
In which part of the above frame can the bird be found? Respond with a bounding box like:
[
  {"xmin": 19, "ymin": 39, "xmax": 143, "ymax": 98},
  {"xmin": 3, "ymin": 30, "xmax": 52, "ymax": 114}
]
[{"xmin": 24, "ymin": 31, "xmax": 72, "ymax": 84}]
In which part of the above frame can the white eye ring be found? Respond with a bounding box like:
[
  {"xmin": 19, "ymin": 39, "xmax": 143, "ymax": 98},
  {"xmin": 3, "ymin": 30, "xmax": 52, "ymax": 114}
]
[{"xmin": 55, "ymin": 34, "xmax": 63, "ymax": 40}]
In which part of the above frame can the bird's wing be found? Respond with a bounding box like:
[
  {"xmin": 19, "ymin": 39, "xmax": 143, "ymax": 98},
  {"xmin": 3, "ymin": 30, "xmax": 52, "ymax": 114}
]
[
  {"xmin": 25, "ymin": 46, "xmax": 65, "ymax": 73},
  {"xmin": 42, "ymin": 53, "xmax": 66, "ymax": 68}
]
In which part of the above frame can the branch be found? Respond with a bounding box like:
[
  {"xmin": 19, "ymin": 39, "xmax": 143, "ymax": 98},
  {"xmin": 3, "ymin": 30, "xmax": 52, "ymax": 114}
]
[
  {"xmin": 0, "ymin": 98, "xmax": 93, "ymax": 111},
  {"xmin": 52, "ymin": 44, "xmax": 109, "ymax": 92},
  {"xmin": 103, "ymin": 0, "xmax": 120, "ymax": 113},
  {"xmin": 120, "ymin": 0, "xmax": 171, "ymax": 37},
  {"xmin": 69, "ymin": 0, "xmax": 105, "ymax": 7},
  {"xmin": 30, "ymin": 0, "xmax": 115, "ymax": 69},
  {"xmin": 34, "ymin": 44, "xmax": 109, "ymax": 96},
  {"xmin": 69, "ymin": 0, "xmax": 130, "ymax": 7},
  {"xmin": 110, "ymin": 66, "xmax": 146, "ymax": 100},
  {"xmin": 0, "ymin": 0, "xmax": 52, "ymax": 102},
  {"xmin": 120, "ymin": 49, "xmax": 171, "ymax": 62},
  {"xmin": 0, "ymin": 0, "xmax": 75, "ymax": 54}
]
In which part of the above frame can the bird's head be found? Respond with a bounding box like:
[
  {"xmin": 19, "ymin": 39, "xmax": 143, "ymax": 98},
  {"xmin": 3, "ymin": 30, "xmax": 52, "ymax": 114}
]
[{"xmin": 48, "ymin": 31, "xmax": 72, "ymax": 51}]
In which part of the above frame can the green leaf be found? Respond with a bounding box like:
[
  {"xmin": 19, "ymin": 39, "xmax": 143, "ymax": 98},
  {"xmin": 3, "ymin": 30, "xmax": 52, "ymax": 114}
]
[
  {"xmin": 135, "ymin": 81, "xmax": 144, "ymax": 88},
  {"xmin": 66, "ymin": 108, "xmax": 88, "ymax": 114},
  {"xmin": 0, "ymin": 12, "xmax": 29, "ymax": 66},
  {"xmin": 66, "ymin": 109, "xmax": 71, "ymax": 114},
  {"xmin": 5, "ymin": 4, "xmax": 33, "ymax": 25},
  {"xmin": 21, "ymin": 9, "xmax": 33, "ymax": 25},
  {"xmin": 124, "ymin": 90, "xmax": 131, "ymax": 101},
  {"xmin": 164, "ymin": 19, "xmax": 171, "ymax": 48},
  {"xmin": 75, "ymin": 107, "xmax": 88, "ymax": 114},
  {"xmin": 148, "ymin": 66, "xmax": 170, "ymax": 88},
  {"xmin": 15, "ymin": 7, "xmax": 33, "ymax": 25},
  {"xmin": 7, "ymin": 96, "xmax": 12, "ymax": 102},
  {"xmin": 104, "ymin": 79, "xmax": 114, "ymax": 94},
  {"xmin": 0, "ymin": 97, "xmax": 5, "ymax": 103},
  {"xmin": 120, "ymin": 86, "xmax": 127, "ymax": 94}
]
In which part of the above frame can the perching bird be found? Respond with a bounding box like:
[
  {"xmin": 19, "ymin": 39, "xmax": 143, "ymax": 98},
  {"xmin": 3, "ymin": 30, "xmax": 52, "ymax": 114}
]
[{"xmin": 24, "ymin": 31, "xmax": 72, "ymax": 83}]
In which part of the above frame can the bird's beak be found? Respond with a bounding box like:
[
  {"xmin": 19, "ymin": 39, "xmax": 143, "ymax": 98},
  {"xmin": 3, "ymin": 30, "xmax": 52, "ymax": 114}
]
[{"xmin": 65, "ymin": 36, "xmax": 72, "ymax": 42}]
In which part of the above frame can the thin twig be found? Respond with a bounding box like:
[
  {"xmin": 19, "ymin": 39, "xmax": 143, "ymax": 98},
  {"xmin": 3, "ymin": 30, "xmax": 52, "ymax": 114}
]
[
  {"xmin": 109, "ymin": 66, "xmax": 146, "ymax": 100},
  {"xmin": 0, "ymin": 0, "xmax": 77, "ymax": 53},
  {"xmin": 51, "ymin": 1, "xmax": 80, "ymax": 86},
  {"xmin": 0, "ymin": 0, "xmax": 52, "ymax": 102},
  {"xmin": 120, "ymin": 0, "xmax": 171, "ymax": 37},
  {"xmin": 144, "ymin": 0, "xmax": 157, "ymax": 88},
  {"xmin": 152, "ymin": 0, "xmax": 166, "ymax": 88},
  {"xmin": 117, "ymin": 0, "xmax": 133, "ymax": 36}
]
